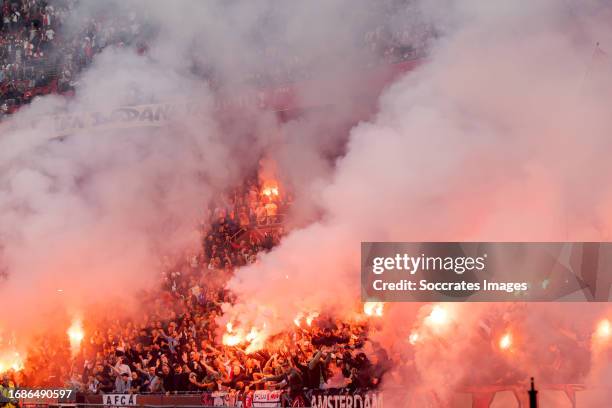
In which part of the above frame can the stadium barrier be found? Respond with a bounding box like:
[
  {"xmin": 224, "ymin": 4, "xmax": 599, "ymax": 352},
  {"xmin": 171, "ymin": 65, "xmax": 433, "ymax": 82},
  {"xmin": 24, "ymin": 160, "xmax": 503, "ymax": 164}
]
[
  {"xmin": 17, "ymin": 389, "xmax": 382, "ymax": 408},
  {"xmin": 13, "ymin": 383, "xmax": 603, "ymax": 408}
]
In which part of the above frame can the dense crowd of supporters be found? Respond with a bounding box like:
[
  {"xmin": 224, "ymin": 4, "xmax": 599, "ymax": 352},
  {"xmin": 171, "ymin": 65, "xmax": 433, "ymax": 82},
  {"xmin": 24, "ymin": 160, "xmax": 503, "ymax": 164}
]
[
  {"xmin": 201, "ymin": 178, "xmax": 291, "ymax": 272},
  {"xmin": 0, "ymin": 0, "xmax": 432, "ymax": 118},
  {"xmin": 0, "ymin": 0, "xmax": 148, "ymax": 118},
  {"xmin": 0, "ymin": 0, "xmax": 420, "ymax": 399},
  {"xmin": 70, "ymin": 303, "xmax": 387, "ymax": 397},
  {"xmin": 0, "ymin": 175, "xmax": 388, "ymax": 400}
]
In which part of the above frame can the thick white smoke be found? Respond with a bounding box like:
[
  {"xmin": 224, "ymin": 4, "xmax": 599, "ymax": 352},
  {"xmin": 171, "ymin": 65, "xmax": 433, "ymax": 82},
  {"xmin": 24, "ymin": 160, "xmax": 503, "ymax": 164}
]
[
  {"xmin": 0, "ymin": 50, "xmax": 224, "ymax": 333},
  {"xmin": 3, "ymin": 0, "xmax": 612, "ymax": 402},
  {"xmin": 225, "ymin": 0, "xmax": 612, "ymax": 401},
  {"xmin": 0, "ymin": 0, "xmax": 399, "ymax": 349}
]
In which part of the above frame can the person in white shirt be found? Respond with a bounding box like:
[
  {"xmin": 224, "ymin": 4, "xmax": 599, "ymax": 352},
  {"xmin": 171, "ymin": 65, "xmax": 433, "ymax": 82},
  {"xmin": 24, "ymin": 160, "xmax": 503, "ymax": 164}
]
[{"xmin": 112, "ymin": 356, "xmax": 132, "ymax": 378}]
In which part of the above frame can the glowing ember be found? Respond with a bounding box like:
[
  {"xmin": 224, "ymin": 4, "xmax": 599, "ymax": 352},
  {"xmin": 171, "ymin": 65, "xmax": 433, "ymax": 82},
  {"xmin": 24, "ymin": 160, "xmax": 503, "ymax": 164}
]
[
  {"xmin": 363, "ymin": 302, "xmax": 384, "ymax": 317},
  {"xmin": 408, "ymin": 332, "xmax": 419, "ymax": 345},
  {"xmin": 67, "ymin": 320, "xmax": 84, "ymax": 355},
  {"xmin": 425, "ymin": 305, "xmax": 449, "ymax": 327},
  {"xmin": 596, "ymin": 319, "xmax": 611, "ymax": 338},
  {"xmin": 499, "ymin": 333, "xmax": 512, "ymax": 350},
  {"xmin": 227, "ymin": 322, "xmax": 234, "ymax": 333},
  {"xmin": 294, "ymin": 313, "xmax": 303, "ymax": 327}
]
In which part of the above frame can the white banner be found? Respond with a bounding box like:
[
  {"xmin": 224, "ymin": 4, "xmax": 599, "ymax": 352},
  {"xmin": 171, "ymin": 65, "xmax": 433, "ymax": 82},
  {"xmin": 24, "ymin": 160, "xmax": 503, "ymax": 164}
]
[
  {"xmin": 252, "ymin": 390, "xmax": 282, "ymax": 407},
  {"xmin": 210, "ymin": 391, "xmax": 240, "ymax": 407},
  {"xmin": 48, "ymin": 101, "xmax": 209, "ymax": 137},
  {"xmin": 1, "ymin": 101, "xmax": 212, "ymax": 139},
  {"xmin": 102, "ymin": 394, "xmax": 138, "ymax": 407},
  {"xmin": 310, "ymin": 392, "xmax": 383, "ymax": 408}
]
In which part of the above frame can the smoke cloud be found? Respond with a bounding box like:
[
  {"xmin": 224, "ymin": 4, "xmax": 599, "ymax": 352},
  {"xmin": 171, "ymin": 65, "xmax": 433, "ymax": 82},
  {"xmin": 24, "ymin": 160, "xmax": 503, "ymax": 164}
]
[
  {"xmin": 225, "ymin": 0, "xmax": 612, "ymax": 401},
  {"xmin": 0, "ymin": 0, "xmax": 401, "ymax": 350},
  {"xmin": 3, "ymin": 0, "xmax": 612, "ymax": 402}
]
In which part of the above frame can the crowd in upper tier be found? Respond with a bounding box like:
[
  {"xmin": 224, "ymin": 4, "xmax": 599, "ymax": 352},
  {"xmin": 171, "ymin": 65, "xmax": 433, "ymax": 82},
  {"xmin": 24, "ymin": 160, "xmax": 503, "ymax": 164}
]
[
  {"xmin": 0, "ymin": 0, "xmax": 150, "ymax": 117},
  {"xmin": 0, "ymin": 0, "xmax": 433, "ymax": 119}
]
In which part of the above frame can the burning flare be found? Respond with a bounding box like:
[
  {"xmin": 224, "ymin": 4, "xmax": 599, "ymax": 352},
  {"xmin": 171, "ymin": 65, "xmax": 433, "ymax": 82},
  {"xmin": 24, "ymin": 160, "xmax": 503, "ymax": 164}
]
[
  {"xmin": 222, "ymin": 322, "xmax": 267, "ymax": 353},
  {"xmin": 0, "ymin": 351, "xmax": 24, "ymax": 373},
  {"xmin": 67, "ymin": 319, "xmax": 84, "ymax": 356},
  {"xmin": 223, "ymin": 322, "xmax": 243, "ymax": 346},
  {"xmin": 425, "ymin": 305, "xmax": 449, "ymax": 327},
  {"xmin": 294, "ymin": 311, "xmax": 319, "ymax": 327},
  {"xmin": 499, "ymin": 332, "xmax": 513, "ymax": 350},
  {"xmin": 245, "ymin": 327, "xmax": 266, "ymax": 354},
  {"xmin": 261, "ymin": 180, "xmax": 280, "ymax": 198},
  {"xmin": 363, "ymin": 302, "xmax": 384, "ymax": 317},
  {"xmin": 596, "ymin": 319, "xmax": 611, "ymax": 339},
  {"xmin": 306, "ymin": 311, "xmax": 319, "ymax": 326}
]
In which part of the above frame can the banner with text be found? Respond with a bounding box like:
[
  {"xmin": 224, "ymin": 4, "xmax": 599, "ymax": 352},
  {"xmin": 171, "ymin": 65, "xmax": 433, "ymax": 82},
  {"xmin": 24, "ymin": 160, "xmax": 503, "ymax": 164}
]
[
  {"xmin": 252, "ymin": 390, "xmax": 282, "ymax": 407},
  {"xmin": 102, "ymin": 394, "xmax": 138, "ymax": 407},
  {"xmin": 200, "ymin": 391, "xmax": 241, "ymax": 407},
  {"xmin": 199, "ymin": 390, "xmax": 283, "ymax": 407},
  {"xmin": 309, "ymin": 390, "xmax": 383, "ymax": 408}
]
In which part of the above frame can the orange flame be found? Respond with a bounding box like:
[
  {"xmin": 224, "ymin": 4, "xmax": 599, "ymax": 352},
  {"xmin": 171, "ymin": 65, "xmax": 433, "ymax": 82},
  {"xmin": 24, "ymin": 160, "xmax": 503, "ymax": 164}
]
[
  {"xmin": 222, "ymin": 322, "xmax": 267, "ymax": 353},
  {"xmin": 596, "ymin": 319, "xmax": 611, "ymax": 339},
  {"xmin": 245, "ymin": 327, "xmax": 266, "ymax": 354},
  {"xmin": 0, "ymin": 350, "xmax": 24, "ymax": 373},
  {"xmin": 425, "ymin": 305, "xmax": 449, "ymax": 327},
  {"xmin": 306, "ymin": 312, "xmax": 319, "ymax": 326},
  {"xmin": 245, "ymin": 328, "xmax": 258, "ymax": 342},
  {"xmin": 261, "ymin": 180, "xmax": 280, "ymax": 198},
  {"xmin": 223, "ymin": 322, "xmax": 242, "ymax": 346},
  {"xmin": 222, "ymin": 332, "xmax": 243, "ymax": 347},
  {"xmin": 294, "ymin": 311, "xmax": 319, "ymax": 327},
  {"xmin": 363, "ymin": 302, "xmax": 384, "ymax": 317},
  {"xmin": 67, "ymin": 319, "xmax": 84, "ymax": 356},
  {"xmin": 499, "ymin": 332, "xmax": 512, "ymax": 350},
  {"xmin": 262, "ymin": 187, "xmax": 279, "ymax": 197}
]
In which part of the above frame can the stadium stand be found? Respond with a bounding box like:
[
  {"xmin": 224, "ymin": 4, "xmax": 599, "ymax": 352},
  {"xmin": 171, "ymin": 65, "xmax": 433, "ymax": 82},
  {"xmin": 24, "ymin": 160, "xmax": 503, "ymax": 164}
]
[
  {"xmin": 0, "ymin": 0, "xmax": 432, "ymax": 120},
  {"xmin": 0, "ymin": 0, "xmax": 430, "ymax": 402}
]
